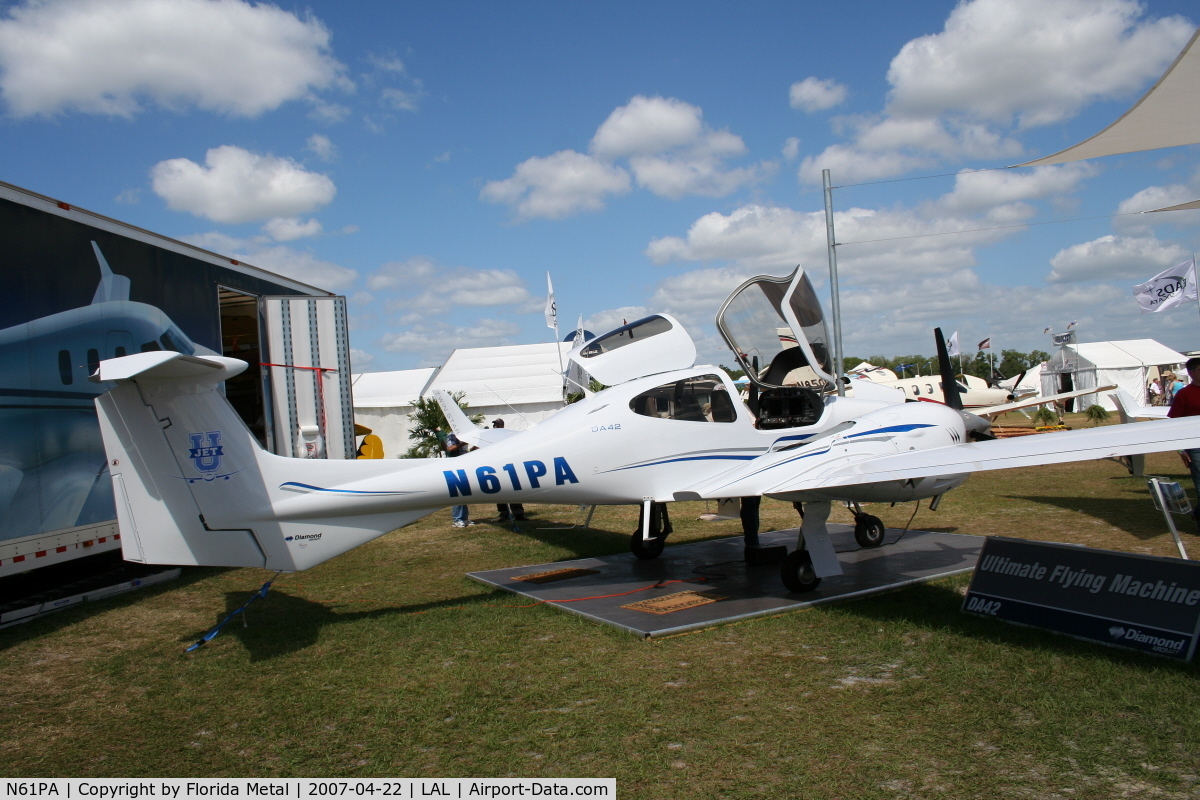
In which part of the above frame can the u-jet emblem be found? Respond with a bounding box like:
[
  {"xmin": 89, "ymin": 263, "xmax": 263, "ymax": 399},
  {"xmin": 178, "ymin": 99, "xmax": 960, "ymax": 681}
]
[{"xmin": 188, "ymin": 430, "xmax": 224, "ymax": 473}]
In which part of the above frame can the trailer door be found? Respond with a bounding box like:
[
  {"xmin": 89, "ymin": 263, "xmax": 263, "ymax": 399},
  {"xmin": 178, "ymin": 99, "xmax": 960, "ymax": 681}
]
[{"xmin": 259, "ymin": 295, "xmax": 356, "ymax": 459}]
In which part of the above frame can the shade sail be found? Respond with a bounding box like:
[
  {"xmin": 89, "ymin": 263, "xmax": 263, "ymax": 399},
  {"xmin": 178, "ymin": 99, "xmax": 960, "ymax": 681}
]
[
  {"xmin": 1014, "ymin": 27, "xmax": 1200, "ymax": 167},
  {"xmin": 1147, "ymin": 198, "xmax": 1200, "ymax": 213}
]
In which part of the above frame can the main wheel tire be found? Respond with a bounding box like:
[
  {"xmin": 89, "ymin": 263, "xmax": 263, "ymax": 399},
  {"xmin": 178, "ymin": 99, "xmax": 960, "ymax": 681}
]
[
  {"xmin": 780, "ymin": 550, "xmax": 821, "ymax": 593},
  {"xmin": 630, "ymin": 532, "xmax": 666, "ymax": 559},
  {"xmin": 854, "ymin": 514, "xmax": 887, "ymax": 548}
]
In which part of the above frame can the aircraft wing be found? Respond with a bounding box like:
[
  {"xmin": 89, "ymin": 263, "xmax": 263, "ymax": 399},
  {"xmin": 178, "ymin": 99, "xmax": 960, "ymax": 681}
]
[
  {"xmin": 776, "ymin": 415, "xmax": 1200, "ymax": 493},
  {"xmin": 974, "ymin": 385, "xmax": 1116, "ymax": 418},
  {"xmin": 431, "ymin": 389, "xmax": 517, "ymax": 448}
]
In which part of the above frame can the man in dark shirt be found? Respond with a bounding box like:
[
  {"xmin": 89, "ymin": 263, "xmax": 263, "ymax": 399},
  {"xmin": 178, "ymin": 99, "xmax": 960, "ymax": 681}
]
[{"xmin": 1167, "ymin": 357, "xmax": 1200, "ymax": 526}]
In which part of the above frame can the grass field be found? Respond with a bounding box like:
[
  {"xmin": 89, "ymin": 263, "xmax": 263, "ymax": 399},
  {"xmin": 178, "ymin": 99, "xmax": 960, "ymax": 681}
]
[{"xmin": 4, "ymin": 432, "xmax": 1200, "ymax": 797}]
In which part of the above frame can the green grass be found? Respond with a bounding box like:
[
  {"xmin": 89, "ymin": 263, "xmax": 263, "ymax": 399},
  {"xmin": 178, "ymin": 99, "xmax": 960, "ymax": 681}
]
[{"xmin": 3, "ymin": 452, "xmax": 1200, "ymax": 797}]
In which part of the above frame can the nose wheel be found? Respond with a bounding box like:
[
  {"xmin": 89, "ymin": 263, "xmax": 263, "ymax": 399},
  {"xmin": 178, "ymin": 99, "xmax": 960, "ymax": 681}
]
[
  {"xmin": 630, "ymin": 501, "xmax": 673, "ymax": 560},
  {"xmin": 853, "ymin": 513, "xmax": 886, "ymax": 548}
]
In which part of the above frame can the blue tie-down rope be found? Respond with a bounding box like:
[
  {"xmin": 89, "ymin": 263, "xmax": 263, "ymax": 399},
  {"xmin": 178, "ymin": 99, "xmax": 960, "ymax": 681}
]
[{"xmin": 186, "ymin": 572, "xmax": 281, "ymax": 653}]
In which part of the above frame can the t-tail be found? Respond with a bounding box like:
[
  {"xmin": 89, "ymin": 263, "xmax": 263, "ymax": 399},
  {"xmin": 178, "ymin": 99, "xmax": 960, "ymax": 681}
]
[{"xmin": 94, "ymin": 351, "xmax": 440, "ymax": 571}]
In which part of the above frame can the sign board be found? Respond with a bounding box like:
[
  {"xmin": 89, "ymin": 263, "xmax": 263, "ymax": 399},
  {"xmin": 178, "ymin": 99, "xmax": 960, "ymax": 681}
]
[{"xmin": 963, "ymin": 537, "xmax": 1200, "ymax": 661}]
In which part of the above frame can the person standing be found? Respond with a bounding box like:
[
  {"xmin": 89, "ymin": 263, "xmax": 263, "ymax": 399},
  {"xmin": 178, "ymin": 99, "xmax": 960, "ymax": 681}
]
[
  {"xmin": 438, "ymin": 428, "xmax": 476, "ymax": 528},
  {"xmin": 490, "ymin": 419, "xmax": 527, "ymax": 521},
  {"xmin": 1167, "ymin": 357, "xmax": 1200, "ymax": 527}
]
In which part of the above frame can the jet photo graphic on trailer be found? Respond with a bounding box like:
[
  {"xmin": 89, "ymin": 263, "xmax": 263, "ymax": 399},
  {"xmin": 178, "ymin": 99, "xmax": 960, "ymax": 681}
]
[{"xmin": 92, "ymin": 266, "xmax": 1200, "ymax": 593}]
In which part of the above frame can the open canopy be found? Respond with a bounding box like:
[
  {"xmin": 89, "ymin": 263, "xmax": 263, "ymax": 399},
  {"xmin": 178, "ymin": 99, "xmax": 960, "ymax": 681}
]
[{"xmin": 715, "ymin": 267, "xmax": 835, "ymax": 392}]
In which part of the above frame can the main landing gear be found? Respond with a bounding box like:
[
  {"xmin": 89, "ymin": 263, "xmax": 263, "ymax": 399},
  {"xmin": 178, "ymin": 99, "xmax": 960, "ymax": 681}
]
[
  {"xmin": 630, "ymin": 502, "xmax": 673, "ymax": 559},
  {"xmin": 780, "ymin": 549, "xmax": 820, "ymax": 593}
]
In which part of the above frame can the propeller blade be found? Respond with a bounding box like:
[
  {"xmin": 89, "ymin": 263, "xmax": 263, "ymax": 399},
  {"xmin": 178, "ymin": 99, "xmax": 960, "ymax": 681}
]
[{"xmin": 933, "ymin": 327, "xmax": 964, "ymax": 411}]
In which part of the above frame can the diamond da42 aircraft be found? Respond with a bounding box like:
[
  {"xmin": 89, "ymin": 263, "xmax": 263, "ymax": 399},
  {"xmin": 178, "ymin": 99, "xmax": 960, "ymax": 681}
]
[{"xmin": 92, "ymin": 266, "xmax": 1200, "ymax": 592}]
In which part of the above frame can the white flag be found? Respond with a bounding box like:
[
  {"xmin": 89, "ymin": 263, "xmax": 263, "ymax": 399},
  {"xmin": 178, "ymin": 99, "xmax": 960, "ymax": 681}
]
[
  {"xmin": 946, "ymin": 331, "xmax": 960, "ymax": 358},
  {"xmin": 544, "ymin": 273, "xmax": 557, "ymax": 329},
  {"xmin": 1133, "ymin": 258, "xmax": 1198, "ymax": 313}
]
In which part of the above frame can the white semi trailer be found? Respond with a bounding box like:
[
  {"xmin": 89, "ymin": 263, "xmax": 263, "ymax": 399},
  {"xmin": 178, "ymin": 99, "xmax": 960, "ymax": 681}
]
[{"xmin": 0, "ymin": 180, "xmax": 355, "ymax": 604}]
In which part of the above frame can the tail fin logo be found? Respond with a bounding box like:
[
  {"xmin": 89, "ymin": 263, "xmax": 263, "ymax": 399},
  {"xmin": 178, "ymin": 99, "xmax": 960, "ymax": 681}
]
[{"xmin": 188, "ymin": 431, "xmax": 225, "ymax": 473}]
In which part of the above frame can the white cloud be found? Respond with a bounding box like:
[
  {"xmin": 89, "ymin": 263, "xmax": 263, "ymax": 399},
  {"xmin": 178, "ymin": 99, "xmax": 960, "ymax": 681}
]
[
  {"xmin": 378, "ymin": 319, "xmax": 522, "ymax": 355},
  {"xmin": 179, "ymin": 231, "xmax": 356, "ymax": 290},
  {"xmin": 1114, "ymin": 183, "xmax": 1200, "ymax": 233},
  {"xmin": 789, "ymin": 77, "xmax": 847, "ymax": 112},
  {"xmin": 590, "ymin": 96, "xmax": 704, "ymax": 160},
  {"xmin": 306, "ymin": 134, "xmax": 336, "ymax": 161},
  {"xmin": 936, "ymin": 164, "xmax": 1095, "ymax": 214},
  {"xmin": 151, "ymin": 145, "xmax": 336, "ymax": 224},
  {"xmin": 797, "ymin": 0, "xmax": 1193, "ymax": 185},
  {"xmin": 368, "ymin": 256, "xmax": 539, "ymax": 313},
  {"xmin": 798, "ymin": 143, "xmax": 935, "ymax": 184},
  {"xmin": 262, "ymin": 216, "xmax": 323, "ymax": 241},
  {"xmin": 1046, "ymin": 234, "xmax": 1190, "ymax": 283},
  {"xmin": 886, "ymin": 0, "xmax": 1194, "ymax": 128},
  {"xmin": 646, "ymin": 195, "xmax": 1025, "ymax": 281},
  {"xmin": 480, "ymin": 150, "xmax": 631, "ymax": 220},
  {"xmin": 0, "ymin": 0, "xmax": 349, "ymax": 118},
  {"xmin": 485, "ymin": 95, "xmax": 767, "ymax": 218},
  {"xmin": 782, "ymin": 137, "xmax": 800, "ymax": 161},
  {"xmin": 237, "ymin": 245, "xmax": 355, "ymax": 290},
  {"xmin": 349, "ymin": 347, "xmax": 375, "ymax": 370}
]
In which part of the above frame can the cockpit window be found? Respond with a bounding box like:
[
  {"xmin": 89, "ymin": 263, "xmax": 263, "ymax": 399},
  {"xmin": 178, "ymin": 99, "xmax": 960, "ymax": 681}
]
[
  {"xmin": 715, "ymin": 270, "xmax": 833, "ymax": 392},
  {"xmin": 629, "ymin": 375, "xmax": 737, "ymax": 422},
  {"xmin": 580, "ymin": 315, "xmax": 672, "ymax": 358}
]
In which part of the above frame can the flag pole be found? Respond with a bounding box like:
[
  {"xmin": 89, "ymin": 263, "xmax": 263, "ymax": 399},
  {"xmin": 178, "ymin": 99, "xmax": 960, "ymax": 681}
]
[{"xmin": 545, "ymin": 273, "xmax": 566, "ymax": 403}]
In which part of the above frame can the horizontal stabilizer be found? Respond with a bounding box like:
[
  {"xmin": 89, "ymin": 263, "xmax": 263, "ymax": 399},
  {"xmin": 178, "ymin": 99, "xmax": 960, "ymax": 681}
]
[
  {"xmin": 1109, "ymin": 387, "xmax": 1168, "ymax": 420},
  {"xmin": 93, "ymin": 351, "xmax": 248, "ymax": 383},
  {"xmin": 431, "ymin": 389, "xmax": 517, "ymax": 448}
]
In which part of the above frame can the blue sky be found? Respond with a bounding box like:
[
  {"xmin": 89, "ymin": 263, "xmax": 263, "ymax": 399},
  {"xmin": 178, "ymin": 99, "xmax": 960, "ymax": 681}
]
[{"xmin": 1, "ymin": 0, "xmax": 1198, "ymax": 372}]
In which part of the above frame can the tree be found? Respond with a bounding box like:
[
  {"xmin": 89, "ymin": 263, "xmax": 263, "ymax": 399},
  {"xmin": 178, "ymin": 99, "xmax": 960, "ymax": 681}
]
[
  {"xmin": 402, "ymin": 393, "xmax": 483, "ymax": 459},
  {"xmin": 719, "ymin": 363, "xmax": 746, "ymax": 381}
]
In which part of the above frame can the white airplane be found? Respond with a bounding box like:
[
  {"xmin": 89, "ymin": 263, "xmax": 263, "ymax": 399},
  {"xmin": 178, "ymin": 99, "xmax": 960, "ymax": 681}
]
[
  {"xmin": 0, "ymin": 242, "xmax": 213, "ymax": 537},
  {"xmin": 848, "ymin": 366, "xmax": 1012, "ymax": 408},
  {"xmin": 91, "ymin": 266, "xmax": 1200, "ymax": 593}
]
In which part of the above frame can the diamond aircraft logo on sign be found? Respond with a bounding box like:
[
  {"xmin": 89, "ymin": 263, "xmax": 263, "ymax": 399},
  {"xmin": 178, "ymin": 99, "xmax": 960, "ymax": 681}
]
[{"xmin": 1109, "ymin": 625, "xmax": 1126, "ymax": 639}]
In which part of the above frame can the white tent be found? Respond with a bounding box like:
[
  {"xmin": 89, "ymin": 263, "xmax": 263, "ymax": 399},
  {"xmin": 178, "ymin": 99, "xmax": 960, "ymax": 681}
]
[
  {"xmin": 426, "ymin": 341, "xmax": 574, "ymax": 431},
  {"xmin": 351, "ymin": 368, "xmax": 437, "ymax": 458},
  {"xmin": 1040, "ymin": 339, "xmax": 1184, "ymax": 411},
  {"xmin": 351, "ymin": 341, "xmax": 576, "ymax": 457}
]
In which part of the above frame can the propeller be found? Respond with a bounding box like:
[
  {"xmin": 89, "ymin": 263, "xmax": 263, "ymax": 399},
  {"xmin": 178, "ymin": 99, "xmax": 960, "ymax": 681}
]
[{"xmin": 934, "ymin": 327, "xmax": 994, "ymax": 441}]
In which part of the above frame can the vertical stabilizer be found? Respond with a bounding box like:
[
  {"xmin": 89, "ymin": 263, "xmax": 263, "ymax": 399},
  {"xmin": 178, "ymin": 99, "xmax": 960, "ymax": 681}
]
[
  {"xmin": 90, "ymin": 242, "xmax": 131, "ymax": 304},
  {"xmin": 95, "ymin": 352, "xmax": 439, "ymax": 570}
]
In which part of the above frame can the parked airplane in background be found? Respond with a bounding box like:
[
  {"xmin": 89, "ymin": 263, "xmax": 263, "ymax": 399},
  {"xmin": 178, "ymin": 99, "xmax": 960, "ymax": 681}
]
[
  {"xmin": 0, "ymin": 242, "xmax": 213, "ymax": 538},
  {"xmin": 91, "ymin": 266, "xmax": 1200, "ymax": 593},
  {"xmin": 848, "ymin": 363, "xmax": 1012, "ymax": 408}
]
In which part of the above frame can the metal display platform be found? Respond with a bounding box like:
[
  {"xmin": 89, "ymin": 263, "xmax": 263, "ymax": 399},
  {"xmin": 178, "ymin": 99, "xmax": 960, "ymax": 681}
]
[{"xmin": 468, "ymin": 525, "xmax": 984, "ymax": 639}]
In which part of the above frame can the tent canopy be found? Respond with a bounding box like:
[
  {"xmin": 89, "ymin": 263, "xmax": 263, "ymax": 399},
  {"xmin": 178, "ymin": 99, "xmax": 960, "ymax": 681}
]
[
  {"xmin": 1015, "ymin": 27, "xmax": 1200, "ymax": 167},
  {"xmin": 426, "ymin": 341, "xmax": 573, "ymax": 409},
  {"xmin": 351, "ymin": 368, "xmax": 436, "ymax": 409}
]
